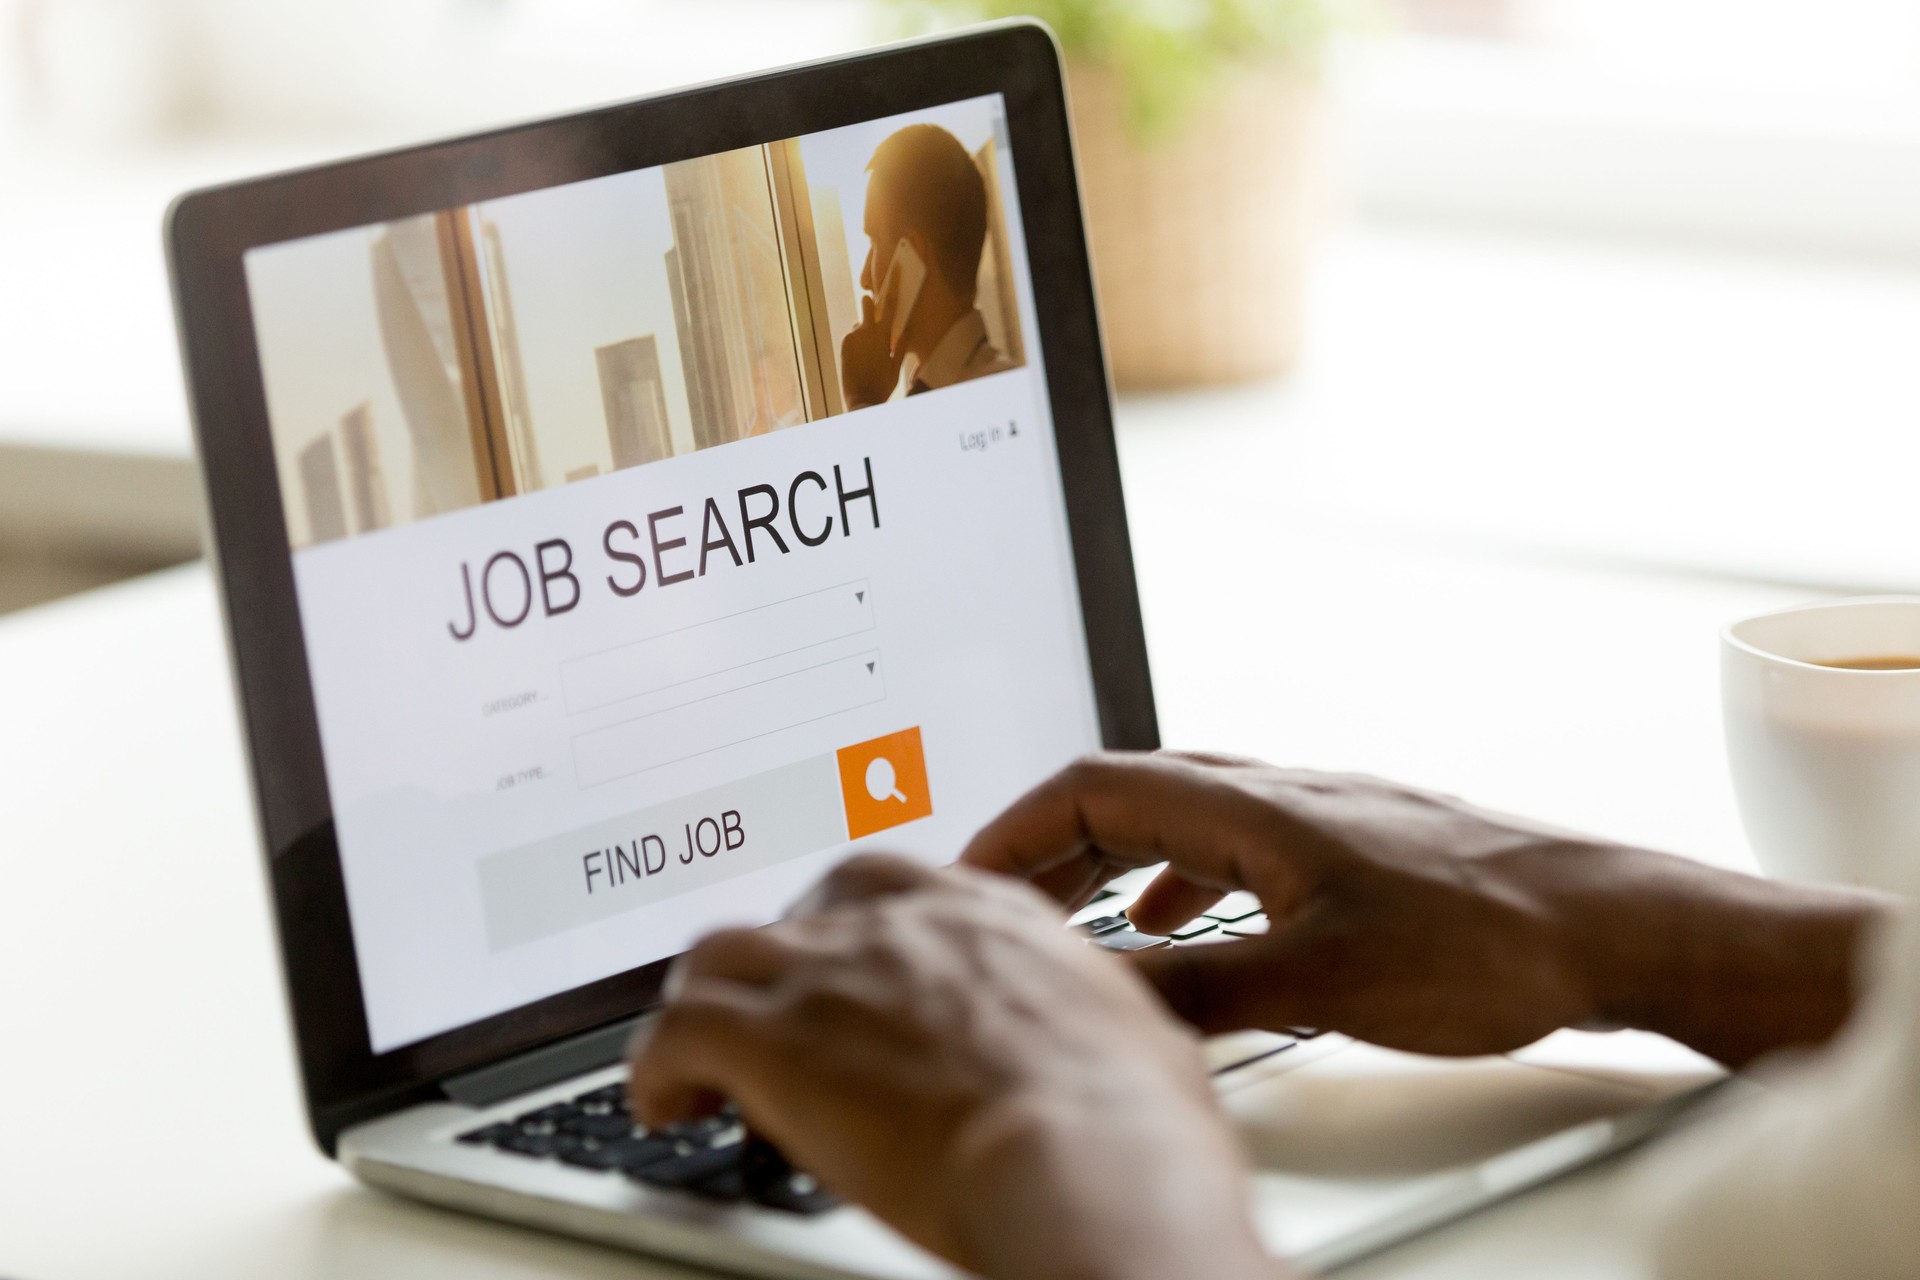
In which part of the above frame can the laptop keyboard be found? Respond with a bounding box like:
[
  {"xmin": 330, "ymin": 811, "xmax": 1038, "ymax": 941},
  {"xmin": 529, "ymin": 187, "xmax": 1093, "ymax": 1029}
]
[
  {"xmin": 1079, "ymin": 891, "xmax": 1272, "ymax": 951},
  {"xmin": 1075, "ymin": 892, "xmax": 1324, "ymax": 1059},
  {"xmin": 455, "ymin": 879, "xmax": 1317, "ymax": 1216},
  {"xmin": 457, "ymin": 1085, "xmax": 838, "ymax": 1215}
]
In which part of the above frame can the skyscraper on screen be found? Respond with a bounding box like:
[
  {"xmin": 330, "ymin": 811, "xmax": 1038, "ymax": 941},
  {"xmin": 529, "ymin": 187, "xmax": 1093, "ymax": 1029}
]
[{"xmin": 596, "ymin": 336, "xmax": 675, "ymax": 469}]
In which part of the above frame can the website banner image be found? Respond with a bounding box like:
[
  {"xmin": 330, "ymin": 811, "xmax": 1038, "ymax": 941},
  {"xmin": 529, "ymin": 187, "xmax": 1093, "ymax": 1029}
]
[{"xmin": 245, "ymin": 95, "xmax": 1099, "ymax": 1053}]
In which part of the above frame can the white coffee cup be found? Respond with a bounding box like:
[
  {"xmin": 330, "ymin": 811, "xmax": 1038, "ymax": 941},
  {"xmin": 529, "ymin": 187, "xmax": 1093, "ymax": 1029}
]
[{"xmin": 1722, "ymin": 597, "xmax": 1920, "ymax": 892}]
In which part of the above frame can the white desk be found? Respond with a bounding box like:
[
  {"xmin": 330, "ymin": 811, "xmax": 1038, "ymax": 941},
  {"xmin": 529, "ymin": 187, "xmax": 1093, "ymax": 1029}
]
[{"xmin": 0, "ymin": 481, "xmax": 1811, "ymax": 1278}]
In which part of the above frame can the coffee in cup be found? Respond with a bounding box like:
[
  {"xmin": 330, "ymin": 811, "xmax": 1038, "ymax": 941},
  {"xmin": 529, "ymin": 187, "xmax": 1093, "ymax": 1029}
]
[{"xmin": 1722, "ymin": 597, "xmax": 1920, "ymax": 892}]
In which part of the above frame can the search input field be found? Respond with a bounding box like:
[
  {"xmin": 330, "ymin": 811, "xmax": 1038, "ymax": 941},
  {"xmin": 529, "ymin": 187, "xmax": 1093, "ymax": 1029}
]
[
  {"xmin": 480, "ymin": 724, "xmax": 931, "ymax": 949},
  {"xmin": 572, "ymin": 650, "xmax": 887, "ymax": 786},
  {"xmin": 561, "ymin": 580, "xmax": 875, "ymax": 715}
]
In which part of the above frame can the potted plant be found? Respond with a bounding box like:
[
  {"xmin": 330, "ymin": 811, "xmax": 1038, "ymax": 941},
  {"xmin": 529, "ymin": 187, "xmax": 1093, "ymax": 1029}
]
[{"xmin": 879, "ymin": 0, "xmax": 1346, "ymax": 389}]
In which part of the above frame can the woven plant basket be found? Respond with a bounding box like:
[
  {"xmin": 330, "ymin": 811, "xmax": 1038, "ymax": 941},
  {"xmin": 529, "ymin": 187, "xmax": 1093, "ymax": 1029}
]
[{"xmin": 1067, "ymin": 61, "xmax": 1321, "ymax": 389}]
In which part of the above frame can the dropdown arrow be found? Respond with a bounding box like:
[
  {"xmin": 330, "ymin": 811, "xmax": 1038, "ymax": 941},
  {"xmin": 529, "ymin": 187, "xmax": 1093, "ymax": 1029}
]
[
  {"xmin": 856, "ymin": 591, "xmax": 866, "ymax": 603},
  {"xmin": 865, "ymin": 662, "xmax": 876, "ymax": 675}
]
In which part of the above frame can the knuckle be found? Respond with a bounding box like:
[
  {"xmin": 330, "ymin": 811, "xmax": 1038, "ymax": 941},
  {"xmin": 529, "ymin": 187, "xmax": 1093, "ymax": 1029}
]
[
  {"xmin": 833, "ymin": 850, "xmax": 904, "ymax": 882},
  {"xmin": 648, "ymin": 997, "xmax": 707, "ymax": 1041},
  {"xmin": 623, "ymin": 1019, "xmax": 659, "ymax": 1070},
  {"xmin": 819, "ymin": 851, "xmax": 927, "ymax": 902},
  {"xmin": 673, "ymin": 930, "xmax": 751, "ymax": 982},
  {"xmin": 956, "ymin": 862, "xmax": 1062, "ymax": 918},
  {"xmin": 1058, "ymin": 751, "xmax": 1128, "ymax": 794},
  {"xmin": 696, "ymin": 924, "xmax": 769, "ymax": 961},
  {"xmin": 784, "ymin": 978, "xmax": 874, "ymax": 1028},
  {"xmin": 644, "ymin": 990, "xmax": 753, "ymax": 1062},
  {"xmin": 1159, "ymin": 747, "xmax": 1261, "ymax": 770}
]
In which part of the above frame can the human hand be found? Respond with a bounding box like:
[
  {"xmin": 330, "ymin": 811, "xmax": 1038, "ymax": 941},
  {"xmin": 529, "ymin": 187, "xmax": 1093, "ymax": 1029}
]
[
  {"xmin": 627, "ymin": 854, "xmax": 1281, "ymax": 1280},
  {"xmin": 840, "ymin": 294, "xmax": 904, "ymax": 410},
  {"xmin": 961, "ymin": 753, "xmax": 1884, "ymax": 1066}
]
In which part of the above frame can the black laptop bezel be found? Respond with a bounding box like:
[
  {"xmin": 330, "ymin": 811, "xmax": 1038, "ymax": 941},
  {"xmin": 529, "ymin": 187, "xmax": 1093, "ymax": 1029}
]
[{"xmin": 166, "ymin": 21, "xmax": 1157, "ymax": 1155}]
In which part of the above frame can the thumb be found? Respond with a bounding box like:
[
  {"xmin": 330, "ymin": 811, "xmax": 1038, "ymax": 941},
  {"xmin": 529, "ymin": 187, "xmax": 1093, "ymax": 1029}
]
[{"xmin": 861, "ymin": 293, "xmax": 876, "ymax": 326}]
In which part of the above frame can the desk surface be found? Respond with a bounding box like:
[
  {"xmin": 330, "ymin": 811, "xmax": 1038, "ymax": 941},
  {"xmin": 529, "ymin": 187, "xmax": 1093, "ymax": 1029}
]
[{"xmin": 0, "ymin": 444, "xmax": 1808, "ymax": 1279}]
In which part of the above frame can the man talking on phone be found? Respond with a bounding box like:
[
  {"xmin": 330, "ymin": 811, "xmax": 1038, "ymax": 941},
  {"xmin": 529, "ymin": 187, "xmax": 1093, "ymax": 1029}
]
[{"xmin": 841, "ymin": 123, "xmax": 1015, "ymax": 410}]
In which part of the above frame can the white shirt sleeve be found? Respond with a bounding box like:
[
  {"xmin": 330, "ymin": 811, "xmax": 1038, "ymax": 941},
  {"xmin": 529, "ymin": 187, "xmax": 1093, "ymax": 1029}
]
[{"xmin": 1647, "ymin": 910, "xmax": 1920, "ymax": 1279}]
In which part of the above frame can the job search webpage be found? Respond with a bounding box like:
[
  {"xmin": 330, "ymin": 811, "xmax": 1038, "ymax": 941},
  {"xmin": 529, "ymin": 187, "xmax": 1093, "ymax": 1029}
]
[
  {"xmin": 294, "ymin": 372, "xmax": 1097, "ymax": 1052},
  {"xmin": 247, "ymin": 96, "xmax": 1103, "ymax": 1052}
]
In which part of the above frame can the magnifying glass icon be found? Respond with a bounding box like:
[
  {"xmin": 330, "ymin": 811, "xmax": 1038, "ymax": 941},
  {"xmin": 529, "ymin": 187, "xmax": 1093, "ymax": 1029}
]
[{"xmin": 865, "ymin": 756, "xmax": 908, "ymax": 804}]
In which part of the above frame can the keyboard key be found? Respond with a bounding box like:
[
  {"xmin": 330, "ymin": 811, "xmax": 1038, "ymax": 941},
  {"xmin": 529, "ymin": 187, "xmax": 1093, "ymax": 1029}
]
[
  {"xmin": 660, "ymin": 1115, "xmax": 740, "ymax": 1147},
  {"xmin": 743, "ymin": 1140, "xmax": 842, "ymax": 1215},
  {"xmin": 496, "ymin": 1129, "xmax": 567, "ymax": 1158},
  {"xmin": 575, "ymin": 1085, "xmax": 629, "ymax": 1115},
  {"xmin": 689, "ymin": 1167, "xmax": 749, "ymax": 1201},
  {"xmin": 557, "ymin": 1134, "xmax": 681, "ymax": 1172},
  {"xmin": 563, "ymin": 1112, "xmax": 642, "ymax": 1142},
  {"xmin": 1222, "ymin": 915, "xmax": 1270, "ymax": 937},
  {"xmin": 1168, "ymin": 919, "xmax": 1218, "ymax": 940},
  {"xmin": 702, "ymin": 1128, "xmax": 837, "ymax": 1212},
  {"xmin": 752, "ymin": 1168, "xmax": 842, "ymax": 1215},
  {"xmin": 1203, "ymin": 892, "xmax": 1263, "ymax": 923},
  {"xmin": 513, "ymin": 1102, "xmax": 580, "ymax": 1134},
  {"xmin": 1091, "ymin": 929, "xmax": 1170, "ymax": 952},
  {"xmin": 457, "ymin": 1122, "xmax": 517, "ymax": 1145},
  {"xmin": 1287, "ymin": 1027, "xmax": 1325, "ymax": 1040},
  {"xmin": 1069, "ymin": 896, "xmax": 1132, "ymax": 927},
  {"xmin": 629, "ymin": 1141, "xmax": 745, "ymax": 1189},
  {"xmin": 1075, "ymin": 915, "xmax": 1130, "ymax": 937},
  {"xmin": 556, "ymin": 1144, "xmax": 639, "ymax": 1172}
]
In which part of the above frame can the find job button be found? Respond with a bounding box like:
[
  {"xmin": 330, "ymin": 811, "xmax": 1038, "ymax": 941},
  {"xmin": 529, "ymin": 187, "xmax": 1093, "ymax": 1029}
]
[{"xmin": 476, "ymin": 726, "xmax": 934, "ymax": 951}]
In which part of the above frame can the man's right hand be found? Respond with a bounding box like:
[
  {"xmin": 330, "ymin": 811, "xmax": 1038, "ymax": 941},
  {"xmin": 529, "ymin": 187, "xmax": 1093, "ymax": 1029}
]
[
  {"xmin": 961, "ymin": 752, "xmax": 1887, "ymax": 1067},
  {"xmin": 840, "ymin": 294, "xmax": 903, "ymax": 411}
]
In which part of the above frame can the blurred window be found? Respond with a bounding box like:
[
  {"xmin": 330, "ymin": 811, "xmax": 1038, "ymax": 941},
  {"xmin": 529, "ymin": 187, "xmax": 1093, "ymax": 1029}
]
[
  {"xmin": 1361, "ymin": 0, "xmax": 1920, "ymax": 255},
  {"xmin": 1397, "ymin": 0, "xmax": 1920, "ymax": 99}
]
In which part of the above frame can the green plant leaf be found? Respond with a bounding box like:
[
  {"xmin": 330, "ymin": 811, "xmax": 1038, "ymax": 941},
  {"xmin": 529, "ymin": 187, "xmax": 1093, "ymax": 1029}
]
[{"xmin": 875, "ymin": 0, "xmax": 1355, "ymax": 136}]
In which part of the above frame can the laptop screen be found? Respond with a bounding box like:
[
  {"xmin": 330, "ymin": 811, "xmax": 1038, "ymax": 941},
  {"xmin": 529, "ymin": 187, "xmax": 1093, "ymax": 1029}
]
[{"xmin": 240, "ymin": 93, "xmax": 1101, "ymax": 1054}]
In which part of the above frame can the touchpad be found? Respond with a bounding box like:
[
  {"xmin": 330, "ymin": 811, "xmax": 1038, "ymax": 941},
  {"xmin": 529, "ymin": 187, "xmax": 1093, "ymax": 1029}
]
[{"xmin": 1217, "ymin": 1038, "xmax": 1680, "ymax": 1179}]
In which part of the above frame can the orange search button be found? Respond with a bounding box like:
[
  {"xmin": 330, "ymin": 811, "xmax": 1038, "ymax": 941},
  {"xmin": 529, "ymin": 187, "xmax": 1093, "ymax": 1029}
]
[{"xmin": 836, "ymin": 727, "xmax": 933, "ymax": 840}]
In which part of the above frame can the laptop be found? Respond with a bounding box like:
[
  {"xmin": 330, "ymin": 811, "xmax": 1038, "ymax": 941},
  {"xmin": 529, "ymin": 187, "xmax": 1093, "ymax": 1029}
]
[{"xmin": 167, "ymin": 22, "xmax": 1724, "ymax": 1278}]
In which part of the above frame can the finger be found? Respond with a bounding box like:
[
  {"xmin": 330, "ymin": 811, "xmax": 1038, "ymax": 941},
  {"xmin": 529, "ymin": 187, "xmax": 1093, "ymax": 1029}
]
[
  {"xmin": 626, "ymin": 979, "xmax": 771, "ymax": 1127},
  {"xmin": 1125, "ymin": 867, "xmax": 1226, "ymax": 936},
  {"xmin": 860, "ymin": 293, "xmax": 875, "ymax": 325},
  {"xmin": 959, "ymin": 753, "xmax": 1316, "ymax": 910},
  {"xmin": 1160, "ymin": 748, "xmax": 1266, "ymax": 769},
  {"xmin": 1130, "ymin": 932, "xmax": 1323, "ymax": 1036},
  {"xmin": 1029, "ymin": 854, "xmax": 1121, "ymax": 913},
  {"xmin": 790, "ymin": 852, "xmax": 939, "ymax": 917},
  {"xmin": 670, "ymin": 925, "xmax": 805, "ymax": 992}
]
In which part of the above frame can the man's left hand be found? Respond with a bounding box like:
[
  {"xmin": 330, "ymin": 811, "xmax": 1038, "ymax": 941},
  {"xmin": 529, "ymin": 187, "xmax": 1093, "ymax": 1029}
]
[{"xmin": 626, "ymin": 855, "xmax": 1281, "ymax": 1280}]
